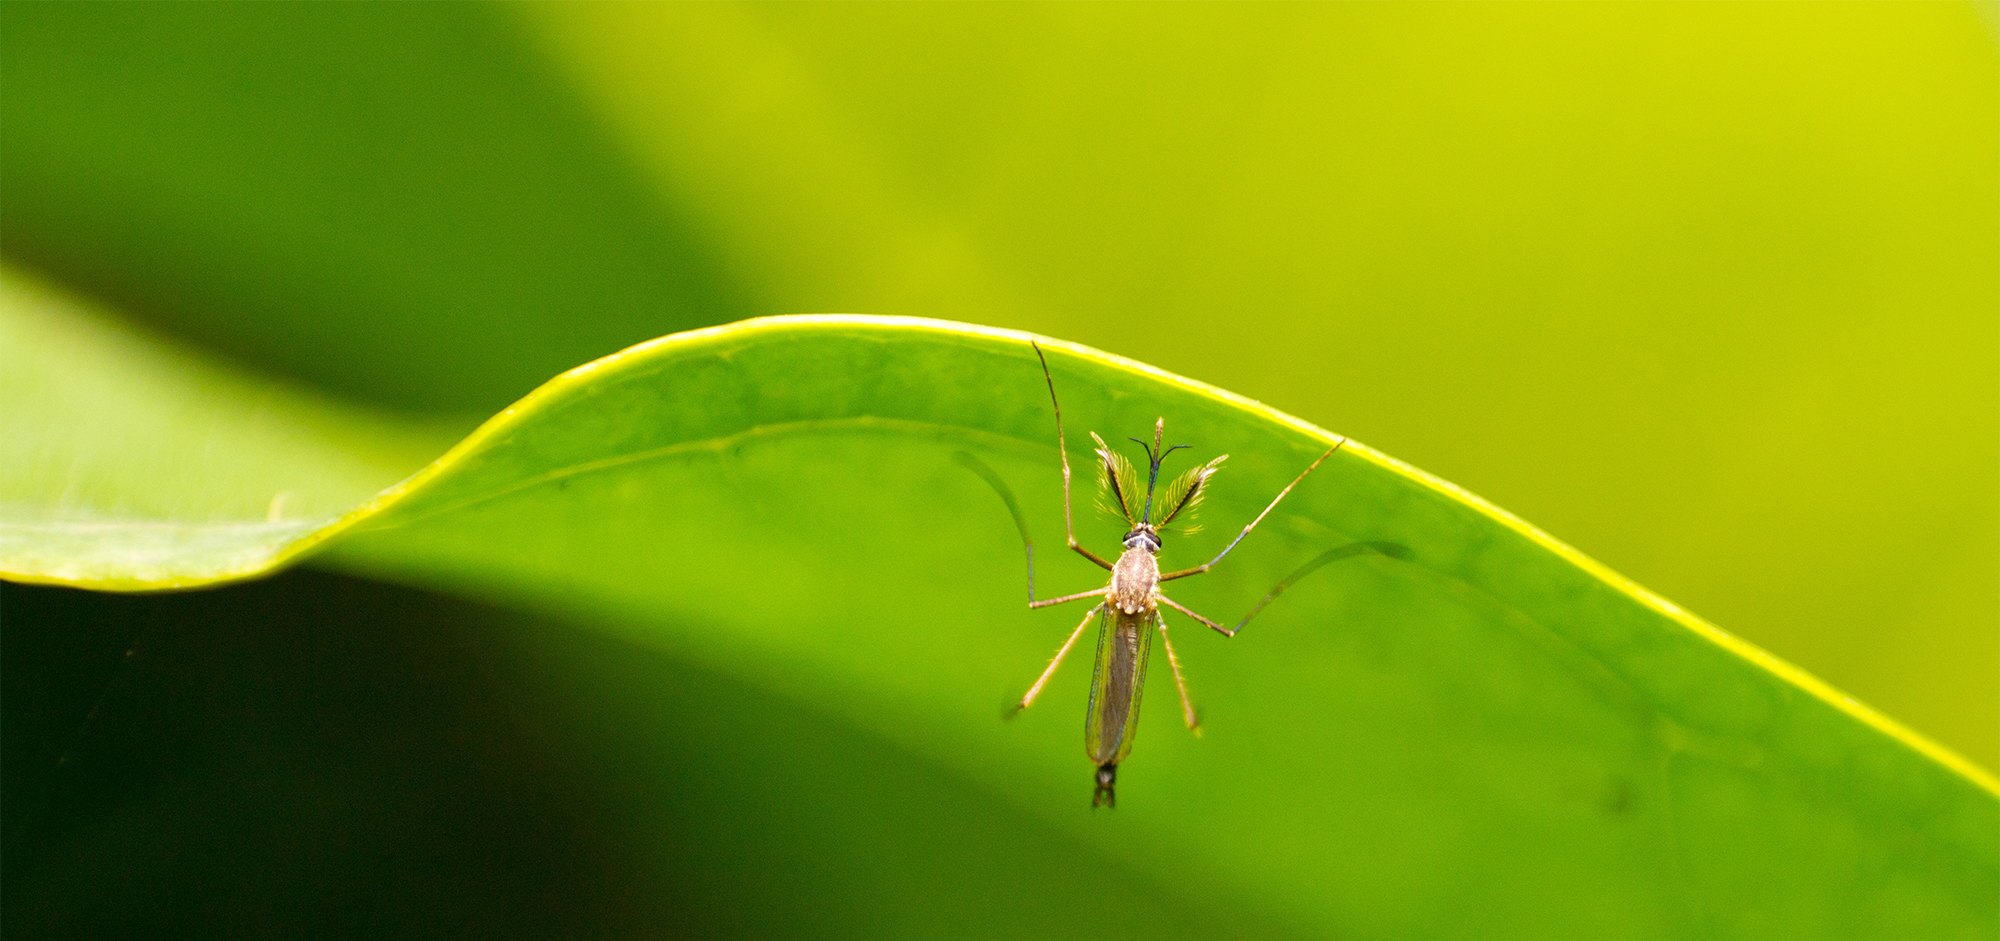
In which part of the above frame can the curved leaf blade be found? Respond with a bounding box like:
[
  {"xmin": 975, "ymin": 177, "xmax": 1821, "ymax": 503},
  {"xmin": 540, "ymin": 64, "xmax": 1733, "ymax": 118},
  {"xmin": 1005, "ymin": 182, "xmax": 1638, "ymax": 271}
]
[
  {"xmin": 0, "ymin": 270, "xmax": 460, "ymax": 586},
  {"xmin": 5, "ymin": 281, "xmax": 1995, "ymax": 939}
]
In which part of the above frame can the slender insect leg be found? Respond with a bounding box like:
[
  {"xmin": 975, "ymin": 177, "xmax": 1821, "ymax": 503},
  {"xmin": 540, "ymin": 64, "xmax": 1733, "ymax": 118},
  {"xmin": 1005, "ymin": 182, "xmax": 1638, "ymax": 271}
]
[
  {"xmin": 1160, "ymin": 440, "xmax": 1345, "ymax": 582},
  {"xmin": 1033, "ymin": 342, "xmax": 1114, "ymax": 572},
  {"xmin": 1157, "ymin": 595, "xmax": 1230, "ymax": 637},
  {"xmin": 1030, "ymin": 588, "xmax": 1110, "ymax": 610},
  {"xmin": 1012, "ymin": 603, "xmax": 1103, "ymax": 716},
  {"xmin": 953, "ymin": 451, "xmax": 1108, "ymax": 607},
  {"xmin": 952, "ymin": 451, "xmax": 1040, "ymax": 604},
  {"xmin": 1224, "ymin": 542, "xmax": 1382, "ymax": 636},
  {"xmin": 1154, "ymin": 612, "xmax": 1201, "ymax": 734}
]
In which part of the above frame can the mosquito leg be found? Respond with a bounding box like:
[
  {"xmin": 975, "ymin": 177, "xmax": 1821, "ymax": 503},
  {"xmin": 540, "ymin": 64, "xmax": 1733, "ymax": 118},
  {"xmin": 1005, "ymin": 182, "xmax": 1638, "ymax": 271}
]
[
  {"xmin": 952, "ymin": 450, "xmax": 1040, "ymax": 604},
  {"xmin": 1157, "ymin": 595, "xmax": 1229, "ymax": 637},
  {"xmin": 1222, "ymin": 541, "xmax": 1388, "ymax": 636},
  {"xmin": 1034, "ymin": 342, "xmax": 1114, "ymax": 572},
  {"xmin": 1030, "ymin": 588, "xmax": 1110, "ymax": 609},
  {"xmin": 1160, "ymin": 440, "xmax": 1344, "ymax": 582},
  {"xmin": 954, "ymin": 451, "xmax": 1110, "ymax": 606},
  {"xmin": 1012, "ymin": 603, "xmax": 1103, "ymax": 717},
  {"xmin": 1154, "ymin": 612, "xmax": 1201, "ymax": 735}
]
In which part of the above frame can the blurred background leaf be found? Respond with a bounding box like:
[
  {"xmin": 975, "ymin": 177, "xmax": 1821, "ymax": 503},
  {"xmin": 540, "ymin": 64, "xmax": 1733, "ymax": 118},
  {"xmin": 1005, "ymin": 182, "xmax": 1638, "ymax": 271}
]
[
  {"xmin": 3, "ymin": 2, "xmax": 1994, "ymax": 938},
  {"xmin": 1, "ymin": 2, "xmax": 754, "ymax": 413}
]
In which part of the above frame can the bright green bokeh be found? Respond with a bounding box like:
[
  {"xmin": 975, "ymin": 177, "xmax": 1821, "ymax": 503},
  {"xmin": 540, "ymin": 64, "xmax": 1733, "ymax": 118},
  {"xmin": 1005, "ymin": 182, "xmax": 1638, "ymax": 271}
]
[{"xmin": 0, "ymin": 2, "xmax": 754, "ymax": 412}]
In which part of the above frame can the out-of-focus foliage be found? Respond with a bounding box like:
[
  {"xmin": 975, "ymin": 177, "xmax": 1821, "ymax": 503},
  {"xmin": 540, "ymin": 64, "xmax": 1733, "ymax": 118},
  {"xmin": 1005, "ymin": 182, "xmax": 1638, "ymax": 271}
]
[
  {"xmin": 0, "ymin": 3, "xmax": 753, "ymax": 412},
  {"xmin": 3, "ymin": 3, "xmax": 1994, "ymax": 938}
]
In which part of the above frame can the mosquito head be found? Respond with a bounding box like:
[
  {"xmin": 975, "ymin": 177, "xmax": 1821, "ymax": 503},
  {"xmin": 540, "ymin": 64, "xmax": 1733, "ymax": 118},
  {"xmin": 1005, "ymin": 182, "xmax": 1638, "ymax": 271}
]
[
  {"xmin": 1125, "ymin": 417, "xmax": 1190, "ymax": 526},
  {"xmin": 1121, "ymin": 526, "xmax": 1162, "ymax": 553}
]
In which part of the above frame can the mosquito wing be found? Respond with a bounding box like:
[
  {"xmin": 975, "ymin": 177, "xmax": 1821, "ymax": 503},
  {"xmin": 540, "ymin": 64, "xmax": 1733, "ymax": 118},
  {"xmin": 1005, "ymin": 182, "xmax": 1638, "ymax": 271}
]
[{"xmin": 1084, "ymin": 606, "xmax": 1156, "ymax": 768}]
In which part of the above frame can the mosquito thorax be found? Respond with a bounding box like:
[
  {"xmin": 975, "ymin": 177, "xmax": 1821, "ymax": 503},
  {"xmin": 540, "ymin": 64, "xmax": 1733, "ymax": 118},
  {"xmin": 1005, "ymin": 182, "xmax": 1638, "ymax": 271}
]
[{"xmin": 1111, "ymin": 531, "xmax": 1162, "ymax": 615}]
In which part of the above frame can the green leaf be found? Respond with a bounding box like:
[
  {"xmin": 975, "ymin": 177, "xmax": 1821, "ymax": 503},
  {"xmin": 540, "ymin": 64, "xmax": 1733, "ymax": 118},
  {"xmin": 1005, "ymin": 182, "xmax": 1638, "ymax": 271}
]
[
  {"xmin": 520, "ymin": 2, "xmax": 2000, "ymax": 773},
  {"xmin": 0, "ymin": 270, "xmax": 463, "ymax": 587},
  {"xmin": 6, "ymin": 1, "xmax": 1993, "ymax": 772},
  {"xmin": 6, "ymin": 273, "xmax": 1994, "ymax": 939}
]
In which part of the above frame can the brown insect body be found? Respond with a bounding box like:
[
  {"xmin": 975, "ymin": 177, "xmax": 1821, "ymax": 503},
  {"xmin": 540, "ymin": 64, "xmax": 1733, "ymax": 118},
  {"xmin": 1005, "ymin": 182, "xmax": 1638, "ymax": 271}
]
[
  {"xmin": 1109, "ymin": 537, "xmax": 1160, "ymax": 616},
  {"xmin": 1080, "ymin": 529, "xmax": 1166, "ymax": 807},
  {"xmin": 1011, "ymin": 342, "xmax": 1342, "ymax": 809}
]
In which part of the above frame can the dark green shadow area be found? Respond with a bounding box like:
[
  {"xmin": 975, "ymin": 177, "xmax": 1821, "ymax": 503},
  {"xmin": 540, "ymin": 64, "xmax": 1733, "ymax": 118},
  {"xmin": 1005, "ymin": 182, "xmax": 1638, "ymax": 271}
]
[
  {"xmin": 1, "ymin": 571, "xmax": 1250, "ymax": 941},
  {"xmin": 0, "ymin": 2, "xmax": 754, "ymax": 413}
]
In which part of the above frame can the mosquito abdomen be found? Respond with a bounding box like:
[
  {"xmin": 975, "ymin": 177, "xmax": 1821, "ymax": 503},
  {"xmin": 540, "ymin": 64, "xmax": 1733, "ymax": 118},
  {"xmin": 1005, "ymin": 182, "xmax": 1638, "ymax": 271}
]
[{"xmin": 1085, "ymin": 608, "xmax": 1154, "ymax": 771}]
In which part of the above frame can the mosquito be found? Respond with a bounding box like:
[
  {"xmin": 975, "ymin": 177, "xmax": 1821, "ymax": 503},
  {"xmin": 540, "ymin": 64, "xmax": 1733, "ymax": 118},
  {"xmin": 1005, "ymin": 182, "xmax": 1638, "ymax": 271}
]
[{"xmin": 1011, "ymin": 341, "xmax": 1342, "ymax": 808}]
